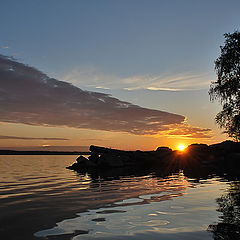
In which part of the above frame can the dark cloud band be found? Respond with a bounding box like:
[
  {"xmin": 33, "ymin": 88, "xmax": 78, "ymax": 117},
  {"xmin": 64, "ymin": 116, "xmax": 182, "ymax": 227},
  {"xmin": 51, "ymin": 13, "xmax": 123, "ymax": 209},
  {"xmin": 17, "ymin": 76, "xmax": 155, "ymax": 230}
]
[
  {"xmin": 0, "ymin": 55, "xmax": 211, "ymax": 138},
  {"xmin": 0, "ymin": 135, "xmax": 69, "ymax": 140}
]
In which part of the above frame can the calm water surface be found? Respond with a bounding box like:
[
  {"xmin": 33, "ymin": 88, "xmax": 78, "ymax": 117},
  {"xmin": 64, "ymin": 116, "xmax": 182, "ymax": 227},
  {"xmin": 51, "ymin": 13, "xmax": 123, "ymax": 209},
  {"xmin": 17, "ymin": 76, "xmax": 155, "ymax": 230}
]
[{"xmin": 0, "ymin": 155, "xmax": 239, "ymax": 240}]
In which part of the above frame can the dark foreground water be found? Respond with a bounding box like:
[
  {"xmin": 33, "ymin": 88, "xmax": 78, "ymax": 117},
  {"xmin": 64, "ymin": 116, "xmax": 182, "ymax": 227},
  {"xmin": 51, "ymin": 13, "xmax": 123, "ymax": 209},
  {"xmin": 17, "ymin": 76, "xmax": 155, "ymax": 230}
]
[{"xmin": 0, "ymin": 156, "xmax": 239, "ymax": 240}]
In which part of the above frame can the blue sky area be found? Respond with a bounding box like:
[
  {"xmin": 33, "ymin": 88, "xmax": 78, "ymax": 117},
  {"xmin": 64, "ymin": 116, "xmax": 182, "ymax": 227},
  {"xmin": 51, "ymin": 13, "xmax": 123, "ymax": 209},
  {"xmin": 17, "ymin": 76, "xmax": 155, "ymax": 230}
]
[
  {"xmin": 1, "ymin": 0, "xmax": 239, "ymax": 78},
  {"xmin": 0, "ymin": 0, "xmax": 240, "ymax": 150}
]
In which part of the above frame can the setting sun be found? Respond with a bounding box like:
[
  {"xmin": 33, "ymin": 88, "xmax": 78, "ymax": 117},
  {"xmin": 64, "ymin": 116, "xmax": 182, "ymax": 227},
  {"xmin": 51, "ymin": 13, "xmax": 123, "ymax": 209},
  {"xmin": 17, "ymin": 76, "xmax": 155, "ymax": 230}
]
[{"xmin": 177, "ymin": 144, "xmax": 187, "ymax": 151}]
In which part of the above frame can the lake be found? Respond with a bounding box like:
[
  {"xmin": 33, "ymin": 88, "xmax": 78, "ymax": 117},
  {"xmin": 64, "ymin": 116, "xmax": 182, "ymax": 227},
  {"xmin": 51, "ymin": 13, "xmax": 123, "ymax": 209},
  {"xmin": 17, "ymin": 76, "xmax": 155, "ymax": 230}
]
[{"xmin": 0, "ymin": 155, "xmax": 239, "ymax": 240}]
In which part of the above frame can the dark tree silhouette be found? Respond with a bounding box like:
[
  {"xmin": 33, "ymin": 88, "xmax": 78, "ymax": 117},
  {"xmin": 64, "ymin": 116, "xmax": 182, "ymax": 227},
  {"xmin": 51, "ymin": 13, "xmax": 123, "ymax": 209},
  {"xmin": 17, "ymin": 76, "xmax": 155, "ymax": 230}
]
[
  {"xmin": 208, "ymin": 182, "xmax": 240, "ymax": 240},
  {"xmin": 209, "ymin": 31, "xmax": 240, "ymax": 141}
]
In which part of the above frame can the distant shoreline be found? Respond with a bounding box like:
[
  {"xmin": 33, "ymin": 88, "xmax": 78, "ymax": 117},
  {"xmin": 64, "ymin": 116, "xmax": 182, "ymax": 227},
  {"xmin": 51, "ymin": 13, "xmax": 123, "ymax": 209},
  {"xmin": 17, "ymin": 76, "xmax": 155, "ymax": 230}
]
[{"xmin": 0, "ymin": 150, "xmax": 90, "ymax": 155}]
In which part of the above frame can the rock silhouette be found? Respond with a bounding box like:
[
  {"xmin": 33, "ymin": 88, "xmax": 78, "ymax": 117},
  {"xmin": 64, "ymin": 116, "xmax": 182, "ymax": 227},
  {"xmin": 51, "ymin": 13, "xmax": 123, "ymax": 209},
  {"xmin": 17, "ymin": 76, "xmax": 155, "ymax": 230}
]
[{"xmin": 67, "ymin": 141, "xmax": 240, "ymax": 174}]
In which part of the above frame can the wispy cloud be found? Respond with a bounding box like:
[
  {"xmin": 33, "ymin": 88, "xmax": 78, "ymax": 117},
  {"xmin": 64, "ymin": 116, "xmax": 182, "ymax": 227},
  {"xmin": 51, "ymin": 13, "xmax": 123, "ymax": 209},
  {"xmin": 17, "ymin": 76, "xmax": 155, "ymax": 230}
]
[
  {"xmin": 165, "ymin": 124, "xmax": 212, "ymax": 139},
  {"xmin": 0, "ymin": 55, "xmax": 211, "ymax": 138},
  {"xmin": 0, "ymin": 135, "xmax": 69, "ymax": 140},
  {"xmin": 1, "ymin": 46, "xmax": 9, "ymax": 49},
  {"xmin": 62, "ymin": 66, "xmax": 212, "ymax": 91}
]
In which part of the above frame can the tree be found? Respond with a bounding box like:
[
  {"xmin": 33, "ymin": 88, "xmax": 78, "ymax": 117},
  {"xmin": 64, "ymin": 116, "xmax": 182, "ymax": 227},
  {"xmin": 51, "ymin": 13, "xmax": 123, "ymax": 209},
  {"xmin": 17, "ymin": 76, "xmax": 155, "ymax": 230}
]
[
  {"xmin": 209, "ymin": 31, "xmax": 240, "ymax": 141},
  {"xmin": 208, "ymin": 182, "xmax": 240, "ymax": 240}
]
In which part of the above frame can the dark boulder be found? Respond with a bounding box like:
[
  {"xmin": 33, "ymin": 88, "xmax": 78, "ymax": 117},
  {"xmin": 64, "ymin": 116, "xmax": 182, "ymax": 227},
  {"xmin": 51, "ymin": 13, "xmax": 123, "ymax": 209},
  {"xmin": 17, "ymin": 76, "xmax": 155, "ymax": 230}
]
[
  {"xmin": 156, "ymin": 146, "xmax": 172, "ymax": 153},
  {"xmin": 210, "ymin": 140, "xmax": 240, "ymax": 153},
  {"xmin": 67, "ymin": 155, "xmax": 97, "ymax": 170},
  {"xmin": 67, "ymin": 141, "xmax": 240, "ymax": 174}
]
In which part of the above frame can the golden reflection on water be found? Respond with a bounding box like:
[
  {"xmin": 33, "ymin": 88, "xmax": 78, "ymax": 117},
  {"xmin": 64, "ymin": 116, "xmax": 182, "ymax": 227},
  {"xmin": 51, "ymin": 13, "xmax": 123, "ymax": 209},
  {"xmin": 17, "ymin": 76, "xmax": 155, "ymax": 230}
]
[
  {"xmin": 33, "ymin": 171, "xmax": 227, "ymax": 240},
  {"xmin": 0, "ymin": 155, "xmax": 233, "ymax": 240}
]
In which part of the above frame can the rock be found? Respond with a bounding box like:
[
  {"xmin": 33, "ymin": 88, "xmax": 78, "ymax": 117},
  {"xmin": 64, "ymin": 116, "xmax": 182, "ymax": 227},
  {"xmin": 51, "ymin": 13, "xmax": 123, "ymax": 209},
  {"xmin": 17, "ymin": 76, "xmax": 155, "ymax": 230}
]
[
  {"xmin": 88, "ymin": 152, "xmax": 100, "ymax": 164},
  {"xmin": 76, "ymin": 155, "xmax": 88, "ymax": 163},
  {"xmin": 89, "ymin": 145, "xmax": 126, "ymax": 155},
  {"xmin": 156, "ymin": 146, "xmax": 172, "ymax": 153},
  {"xmin": 120, "ymin": 154, "xmax": 135, "ymax": 166},
  {"xmin": 187, "ymin": 143, "xmax": 209, "ymax": 152},
  {"xmin": 66, "ymin": 162, "xmax": 79, "ymax": 170},
  {"xmin": 210, "ymin": 140, "xmax": 240, "ymax": 153},
  {"xmin": 68, "ymin": 155, "xmax": 97, "ymax": 170},
  {"xmin": 98, "ymin": 154, "xmax": 124, "ymax": 168},
  {"xmin": 226, "ymin": 153, "xmax": 240, "ymax": 166},
  {"xmin": 67, "ymin": 141, "xmax": 240, "ymax": 173}
]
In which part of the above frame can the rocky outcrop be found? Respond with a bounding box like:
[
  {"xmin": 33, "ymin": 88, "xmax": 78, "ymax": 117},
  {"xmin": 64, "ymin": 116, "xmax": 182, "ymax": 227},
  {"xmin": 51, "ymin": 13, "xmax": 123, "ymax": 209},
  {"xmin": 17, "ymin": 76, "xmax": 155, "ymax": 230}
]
[
  {"xmin": 67, "ymin": 141, "xmax": 240, "ymax": 174},
  {"xmin": 67, "ymin": 145, "xmax": 173, "ymax": 171},
  {"xmin": 183, "ymin": 141, "xmax": 240, "ymax": 172},
  {"xmin": 210, "ymin": 140, "xmax": 240, "ymax": 153}
]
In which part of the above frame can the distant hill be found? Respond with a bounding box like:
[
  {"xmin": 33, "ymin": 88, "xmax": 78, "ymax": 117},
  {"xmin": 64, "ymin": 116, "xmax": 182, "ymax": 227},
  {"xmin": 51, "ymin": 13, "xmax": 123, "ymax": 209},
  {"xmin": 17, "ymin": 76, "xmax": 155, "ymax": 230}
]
[
  {"xmin": 0, "ymin": 150, "xmax": 90, "ymax": 155},
  {"xmin": 0, "ymin": 145, "xmax": 89, "ymax": 151}
]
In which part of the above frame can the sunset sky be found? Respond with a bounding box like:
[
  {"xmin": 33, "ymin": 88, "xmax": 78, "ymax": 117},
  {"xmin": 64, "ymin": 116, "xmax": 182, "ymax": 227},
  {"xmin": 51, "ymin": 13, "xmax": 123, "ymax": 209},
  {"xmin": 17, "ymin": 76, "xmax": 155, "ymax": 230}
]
[{"xmin": 1, "ymin": 0, "xmax": 240, "ymax": 151}]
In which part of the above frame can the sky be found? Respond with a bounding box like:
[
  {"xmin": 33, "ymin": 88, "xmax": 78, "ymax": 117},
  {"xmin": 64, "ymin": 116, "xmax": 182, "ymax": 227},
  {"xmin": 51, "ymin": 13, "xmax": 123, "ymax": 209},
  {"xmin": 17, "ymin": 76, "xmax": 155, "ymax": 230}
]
[{"xmin": 0, "ymin": 0, "xmax": 240, "ymax": 151}]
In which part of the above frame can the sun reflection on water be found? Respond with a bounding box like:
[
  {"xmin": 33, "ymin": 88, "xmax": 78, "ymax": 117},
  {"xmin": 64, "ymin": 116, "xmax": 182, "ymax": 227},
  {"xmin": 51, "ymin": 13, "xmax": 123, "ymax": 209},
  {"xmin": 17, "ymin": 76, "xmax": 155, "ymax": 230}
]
[{"xmin": 34, "ymin": 171, "xmax": 224, "ymax": 240}]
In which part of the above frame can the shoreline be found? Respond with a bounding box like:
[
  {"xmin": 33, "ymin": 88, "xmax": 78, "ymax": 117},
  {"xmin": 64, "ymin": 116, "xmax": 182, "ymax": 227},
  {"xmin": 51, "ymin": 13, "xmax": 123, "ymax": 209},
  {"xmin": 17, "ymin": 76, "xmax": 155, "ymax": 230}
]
[
  {"xmin": 67, "ymin": 140, "xmax": 240, "ymax": 175},
  {"xmin": 0, "ymin": 150, "xmax": 90, "ymax": 155}
]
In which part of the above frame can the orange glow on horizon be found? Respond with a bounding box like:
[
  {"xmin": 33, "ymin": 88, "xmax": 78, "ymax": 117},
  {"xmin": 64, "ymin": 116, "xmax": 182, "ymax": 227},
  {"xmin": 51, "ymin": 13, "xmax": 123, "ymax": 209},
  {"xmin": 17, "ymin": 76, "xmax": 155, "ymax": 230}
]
[{"xmin": 42, "ymin": 144, "xmax": 51, "ymax": 147}]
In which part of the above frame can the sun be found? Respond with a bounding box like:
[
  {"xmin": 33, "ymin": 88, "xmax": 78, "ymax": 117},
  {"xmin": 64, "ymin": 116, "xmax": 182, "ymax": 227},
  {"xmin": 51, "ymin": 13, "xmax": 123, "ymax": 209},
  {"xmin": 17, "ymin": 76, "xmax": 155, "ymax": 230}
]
[{"xmin": 177, "ymin": 144, "xmax": 187, "ymax": 151}]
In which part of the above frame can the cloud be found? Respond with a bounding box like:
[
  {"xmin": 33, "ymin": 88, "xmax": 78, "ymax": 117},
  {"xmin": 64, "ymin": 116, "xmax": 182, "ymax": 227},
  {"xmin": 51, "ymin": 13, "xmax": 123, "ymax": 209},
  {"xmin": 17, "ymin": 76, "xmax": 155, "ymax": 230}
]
[
  {"xmin": 166, "ymin": 124, "xmax": 212, "ymax": 139},
  {"xmin": 0, "ymin": 135, "xmax": 69, "ymax": 140},
  {"xmin": 0, "ymin": 55, "xmax": 211, "ymax": 138},
  {"xmin": 1, "ymin": 46, "xmax": 9, "ymax": 49},
  {"xmin": 62, "ymin": 66, "xmax": 211, "ymax": 91}
]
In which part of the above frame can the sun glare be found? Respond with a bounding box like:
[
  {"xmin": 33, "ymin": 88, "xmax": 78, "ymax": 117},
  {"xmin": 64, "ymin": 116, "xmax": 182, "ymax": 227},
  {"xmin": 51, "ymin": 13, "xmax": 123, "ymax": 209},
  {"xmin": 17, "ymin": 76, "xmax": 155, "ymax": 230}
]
[
  {"xmin": 177, "ymin": 144, "xmax": 186, "ymax": 151},
  {"xmin": 42, "ymin": 144, "xmax": 50, "ymax": 147}
]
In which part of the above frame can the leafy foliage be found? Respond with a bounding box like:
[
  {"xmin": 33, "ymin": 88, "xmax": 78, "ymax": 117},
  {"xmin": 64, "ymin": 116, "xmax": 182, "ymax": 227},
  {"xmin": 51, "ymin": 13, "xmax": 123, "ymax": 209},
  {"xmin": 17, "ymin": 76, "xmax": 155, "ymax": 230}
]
[
  {"xmin": 208, "ymin": 183, "xmax": 240, "ymax": 240},
  {"xmin": 209, "ymin": 31, "xmax": 240, "ymax": 141}
]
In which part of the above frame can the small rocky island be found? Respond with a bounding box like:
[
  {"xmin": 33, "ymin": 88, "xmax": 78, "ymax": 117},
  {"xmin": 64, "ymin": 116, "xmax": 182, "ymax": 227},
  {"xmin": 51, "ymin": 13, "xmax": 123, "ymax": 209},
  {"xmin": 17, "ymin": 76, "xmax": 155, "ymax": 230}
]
[{"xmin": 67, "ymin": 141, "xmax": 240, "ymax": 174}]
